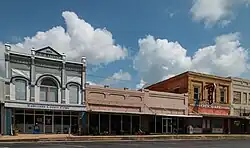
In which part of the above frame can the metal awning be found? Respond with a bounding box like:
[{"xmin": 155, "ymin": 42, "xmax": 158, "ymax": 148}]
[{"xmin": 200, "ymin": 114, "xmax": 246, "ymax": 119}]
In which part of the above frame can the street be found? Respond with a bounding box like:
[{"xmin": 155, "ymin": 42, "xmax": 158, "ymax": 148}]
[{"xmin": 0, "ymin": 140, "xmax": 250, "ymax": 148}]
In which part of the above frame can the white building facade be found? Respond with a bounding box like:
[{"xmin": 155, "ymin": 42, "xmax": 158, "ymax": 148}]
[
  {"xmin": 230, "ymin": 77, "xmax": 250, "ymax": 116},
  {"xmin": 2, "ymin": 44, "xmax": 87, "ymax": 135}
]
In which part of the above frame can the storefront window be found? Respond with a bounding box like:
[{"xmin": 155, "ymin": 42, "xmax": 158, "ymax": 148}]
[
  {"xmin": 100, "ymin": 114, "xmax": 109, "ymax": 134},
  {"xmin": 54, "ymin": 116, "xmax": 62, "ymax": 134},
  {"xmin": 25, "ymin": 114, "xmax": 34, "ymax": 134},
  {"xmin": 132, "ymin": 116, "xmax": 139, "ymax": 133},
  {"xmin": 212, "ymin": 119, "xmax": 223, "ymax": 128},
  {"xmin": 63, "ymin": 116, "xmax": 70, "ymax": 134},
  {"xmin": 35, "ymin": 115, "xmax": 44, "ymax": 133},
  {"xmin": 122, "ymin": 115, "xmax": 131, "ymax": 134},
  {"xmin": 89, "ymin": 113, "xmax": 99, "ymax": 135},
  {"xmin": 111, "ymin": 115, "xmax": 121, "ymax": 135},
  {"xmin": 15, "ymin": 114, "xmax": 24, "ymax": 133},
  {"xmin": 14, "ymin": 109, "xmax": 80, "ymax": 134}
]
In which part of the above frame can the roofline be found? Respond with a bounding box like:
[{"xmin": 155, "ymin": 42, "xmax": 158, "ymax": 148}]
[
  {"xmin": 187, "ymin": 71, "xmax": 231, "ymax": 82},
  {"xmin": 145, "ymin": 71, "xmax": 232, "ymax": 89},
  {"xmin": 145, "ymin": 71, "xmax": 188, "ymax": 89},
  {"xmin": 229, "ymin": 76, "xmax": 250, "ymax": 83},
  {"xmin": 35, "ymin": 46, "xmax": 62, "ymax": 56},
  {"xmin": 8, "ymin": 50, "xmax": 83, "ymax": 66}
]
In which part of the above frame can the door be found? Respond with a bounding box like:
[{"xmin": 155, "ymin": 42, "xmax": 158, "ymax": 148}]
[
  {"xmin": 45, "ymin": 116, "xmax": 52, "ymax": 133},
  {"xmin": 162, "ymin": 118, "xmax": 172, "ymax": 134}
]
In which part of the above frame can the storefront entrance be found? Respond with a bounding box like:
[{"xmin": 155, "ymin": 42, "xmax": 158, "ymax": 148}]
[
  {"xmin": 162, "ymin": 118, "xmax": 172, "ymax": 134},
  {"xmin": 13, "ymin": 109, "xmax": 82, "ymax": 134}
]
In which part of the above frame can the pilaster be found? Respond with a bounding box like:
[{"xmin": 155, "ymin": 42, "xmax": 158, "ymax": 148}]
[
  {"xmin": 81, "ymin": 57, "xmax": 87, "ymax": 105},
  {"xmin": 30, "ymin": 48, "xmax": 36, "ymax": 102},
  {"xmin": 61, "ymin": 53, "xmax": 66, "ymax": 104}
]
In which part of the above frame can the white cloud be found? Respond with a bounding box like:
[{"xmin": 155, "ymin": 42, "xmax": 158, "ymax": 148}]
[
  {"xmin": 136, "ymin": 79, "xmax": 147, "ymax": 89},
  {"xmin": 190, "ymin": 0, "xmax": 250, "ymax": 27},
  {"xmin": 102, "ymin": 69, "xmax": 132, "ymax": 86},
  {"xmin": 4, "ymin": 11, "xmax": 127, "ymax": 65},
  {"xmin": 134, "ymin": 32, "xmax": 249, "ymax": 84}
]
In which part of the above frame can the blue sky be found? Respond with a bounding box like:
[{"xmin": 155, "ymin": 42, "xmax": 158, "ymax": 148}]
[{"xmin": 1, "ymin": 0, "xmax": 250, "ymax": 89}]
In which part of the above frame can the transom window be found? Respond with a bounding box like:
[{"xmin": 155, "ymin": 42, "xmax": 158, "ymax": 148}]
[
  {"xmin": 14, "ymin": 79, "xmax": 27, "ymax": 101},
  {"xmin": 68, "ymin": 84, "xmax": 79, "ymax": 104},
  {"xmin": 40, "ymin": 78, "xmax": 58, "ymax": 102}
]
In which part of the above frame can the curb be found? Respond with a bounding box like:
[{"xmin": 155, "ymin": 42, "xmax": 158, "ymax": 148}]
[{"xmin": 1, "ymin": 135, "xmax": 250, "ymax": 142}]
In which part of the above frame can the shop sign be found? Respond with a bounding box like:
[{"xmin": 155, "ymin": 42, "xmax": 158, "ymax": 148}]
[
  {"xmin": 27, "ymin": 104, "xmax": 70, "ymax": 110},
  {"xmin": 189, "ymin": 106, "xmax": 229, "ymax": 116},
  {"xmin": 4, "ymin": 102, "xmax": 85, "ymax": 111},
  {"xmin": 190, "ymin": 104, "xmax": 230, "ymax": 110}
]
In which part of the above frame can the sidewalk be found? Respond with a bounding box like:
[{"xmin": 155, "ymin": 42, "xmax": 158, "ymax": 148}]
[{"xmin": 1, "ymin": 134, "xmax": 250, "ymax": 142}]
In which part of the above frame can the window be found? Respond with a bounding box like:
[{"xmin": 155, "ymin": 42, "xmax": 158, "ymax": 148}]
[
  {"xmin": 69, "ymin": 84, "xmax": 79, "ymax": 104},
  {"xmin": 233, "ymin": 91, "xmax": 241, "ymax": 104},
  {"xmin": 248, "ymin": 93, "xmax": 250, "ymax": 105},
  {"xmin": 194, "ymin": 87, "xmax": 200, "ymax": 101},
  {"xmin": 39, "ymin": 78, "xmax": 58, "ymax": 102},
  {"xmin": 220, "ymin": 89, "xmax": 225, "ymax": 103},
  {"xmin": 14, "ymin": 79, "xmax": 26, "ymax": 100},
  {"xmin": 243, "ymin": 93, "xmax": 247, "ymax": 105}
]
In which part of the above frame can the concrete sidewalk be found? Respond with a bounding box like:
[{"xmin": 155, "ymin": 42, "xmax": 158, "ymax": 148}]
[{"xmin": 1, "ymin": 134, "xmax": 250, "ymax": 142}]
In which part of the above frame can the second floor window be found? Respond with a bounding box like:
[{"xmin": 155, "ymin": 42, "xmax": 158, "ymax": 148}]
[
  {"xmin": 233, "ymin": 91, "xmax": 241, "ymax": 104},
  {"xmin": 243, "ymin": 93, "xmax": 247, "ymax": 105},
  {"xmin": 14, "ymin": 79, "xmax": 26, "ymax": 101},
  {"xmin": 220, "ymin": 89, "xmax": 225, "ymax": 103},
  {"xmin": 194, "ymin": 87, "xmax": 199, "ymax": 102},
  {"xmin": 40, "ymin": 78, "xmax": 58, "ymax": 102},
  {"xmin": 68, "ymin": 84, "xmax": 79, "ymax": 104}
]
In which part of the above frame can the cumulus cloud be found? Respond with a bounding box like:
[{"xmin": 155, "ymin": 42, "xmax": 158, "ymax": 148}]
[
  {"xmin": 136, "ymin": 79, "xmax": 147, "ymax": 89},
  {"xmin": 190, "ymin": 0, "xmax": 250, "ymax": 27},
  {"xmin": 134, "ymin": 32, "xmax": 249, "ymax": 84},
  {"xmin": 102, "ymin": 69, "xmax": 132, "ymax": 86},
  {"xmin": 4, "ymin": 11, "xmax": 127, "ymax": 65}
]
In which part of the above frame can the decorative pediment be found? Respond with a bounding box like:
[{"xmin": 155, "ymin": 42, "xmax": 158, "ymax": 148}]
[{"xmin": 35, "ymin": 46, "xmax": 63, "ymax": 60}]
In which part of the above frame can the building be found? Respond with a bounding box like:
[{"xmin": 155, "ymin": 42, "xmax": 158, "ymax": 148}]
[
  {"xmin": 2, "ymin": 44, "xmax": 86, "ymax": 135},
  {"xmin": 85, "ymin": 84, "xmax": 198, "ymax": 135},
  {"xmin": 229, "ymin": 77, "xmax": 250, "ymax": 133},
  {"xmin": 146, "ymin": 71, "xmax": 233, "ymax": 134}
]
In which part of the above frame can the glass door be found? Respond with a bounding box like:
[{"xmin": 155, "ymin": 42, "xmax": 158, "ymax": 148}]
[{"xmin": 162, "ymin": 118, "xmax": 172, "ymax": 134}]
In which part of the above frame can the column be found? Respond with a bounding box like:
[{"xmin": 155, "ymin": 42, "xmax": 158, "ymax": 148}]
[
  {"xmin": 30, "ymin": 49, "xmax": 35, "ymax": 102},
  {"xmin": 130, "ymin": 115, "xmax": 133, "ymax": 134},
  {"xmin": 154, "ymin": 115, "xmax": 156, "ymax": 133},
  {"xmin": 81, "ymin": 57, "xmax": 87, "ymax": 105},
  {"xmin": 98, "ymin": 113, "xmax": 100, "ymax": 134},
  {"xmin": 81, "ymin": 112, "xmax": 87, "ymax": 135},
  {"xmin": 228, "ymin": 118, "xmax": 231, "ymax": 134},
  {"xmin": 4, "ymin": 44, "xmax": 11, "ymax": 80},
  {"xmin": 121, "ymin": 115, "xmax": 123, "ymax": 131},
  {"xmin": 139, "ymin": 116, "xmax": 141, "ymax": 130},
  {"xmin": 61, "ymin": 54, "xmax": 66, "ymax": 104},
  {"xmin": 52, "ymin": 112, "xmax": 54, "ymax": 133},
  {"xmin": 4, "ymin": 108, "xmax": 12, "ymax": 135},
  {"xmin": 109, "ymin": 114, "xmax": 111, "ymax": 134},
  {"xmin": 0, "ymin": 105, "xmax": 4, "ymax": 135}
]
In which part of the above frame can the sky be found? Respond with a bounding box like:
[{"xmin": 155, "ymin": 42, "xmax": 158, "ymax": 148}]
[{"xmin": 1, "ymin": 0, "xmax": 250, "ymax": 89}]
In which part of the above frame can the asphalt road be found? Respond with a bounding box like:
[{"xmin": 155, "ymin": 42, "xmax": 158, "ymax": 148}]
[{"xmin": 0, "ymin": 140, "xmax": 250, "ymax": 148}]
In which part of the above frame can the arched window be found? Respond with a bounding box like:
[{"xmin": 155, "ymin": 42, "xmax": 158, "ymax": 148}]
[
  {"xmin": 40, "ymin": 77, "xmax": 58, "ymax": 102},
  {"xmin": 68, "ymin": 84, "xmax": 79, "ymax": 104},
  {"xmin": 14, "ymin": 79, "xmax": 27, "ymax": 100}
]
